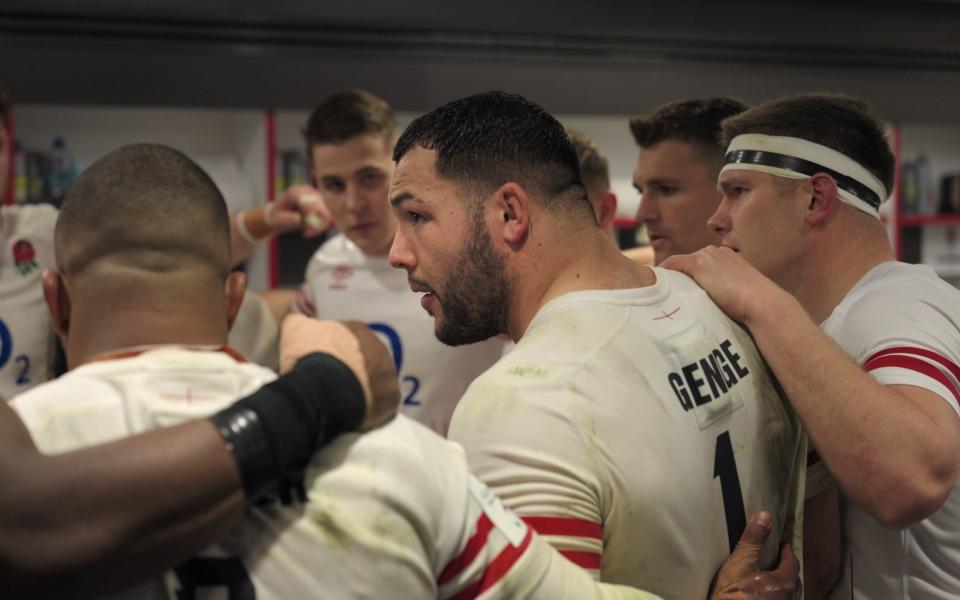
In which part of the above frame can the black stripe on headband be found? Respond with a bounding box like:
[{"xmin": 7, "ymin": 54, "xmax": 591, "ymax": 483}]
[{"xmin": 724, "ymin": 149, "xmax": 881, "ymax": 211}]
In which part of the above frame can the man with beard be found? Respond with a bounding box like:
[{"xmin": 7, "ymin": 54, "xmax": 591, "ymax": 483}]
[
  {"xmin": 6, "ymin": 142, "xmax": 791, "ymax": 599},
  {"xmin": 388, "ymin": 91, "xmax": 805, "ymax": 599},
  {"xmin": 292, "ymin": 89, "xmax": 507, "ymax": 435},
  {"xmin": 12, "ymin": 142, "xmax": 652, "ymax": 599}
]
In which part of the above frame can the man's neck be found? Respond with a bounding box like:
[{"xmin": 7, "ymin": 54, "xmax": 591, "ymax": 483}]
[
  {"xmin": 792, "ymin": 226, "xmax": 894, "ymax": 324},
  {"xmin": 66, "ymin": 298, "xmax": 229, "ymax": 369},
  {"xmin": 506, "ymin": 226, "xmax": 654, "ymax": 341}
]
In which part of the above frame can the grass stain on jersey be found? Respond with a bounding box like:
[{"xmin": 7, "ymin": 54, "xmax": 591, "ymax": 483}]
[
  {"xmin": 308, "ymin": 493, "xmax": 360, "ymax": 553},
  {"xmin": 507, "ymin": 365, "xmax": 549, "ymax": 378}
]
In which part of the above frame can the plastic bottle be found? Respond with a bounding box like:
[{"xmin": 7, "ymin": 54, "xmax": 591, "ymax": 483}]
[
  {"xmin": 48, "ymin": 136, "xmax": 77, "ymax": 206},
  {"xmin": 12, "ymin": 142, "xmax": 27, "ymax": 204}
]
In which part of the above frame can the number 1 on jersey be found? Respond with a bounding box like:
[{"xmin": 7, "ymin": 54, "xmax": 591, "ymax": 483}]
[{"xmin": 714, "ymin": 431, "xmax": 746, "ymax": 553}]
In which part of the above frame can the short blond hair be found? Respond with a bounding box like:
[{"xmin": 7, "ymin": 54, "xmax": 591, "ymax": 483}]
[{"xmin": 566, "ymin": 128, "xmax": 610, "ymax": 192}]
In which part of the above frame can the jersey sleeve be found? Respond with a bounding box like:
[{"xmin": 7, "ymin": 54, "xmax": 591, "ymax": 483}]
[
  {"xmin": 838, "ymin": 286, "xmax": 960, "ymax": 418},
  {"xmin": 448, "ymin": 383, "xmax": 606, "ymax": 579},
  {"xmin": 438, "ymin": 474, "xmax": 660, "ymax": 600}
]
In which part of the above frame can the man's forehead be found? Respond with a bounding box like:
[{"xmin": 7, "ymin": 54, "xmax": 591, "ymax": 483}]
[
  {"xmin": 718, "ymin": 168, "xmax": 756, "ymax": 182},
  {"xmin": 310, "ymin": 135, "xmax": 393, "ymax": 174},
  {"xmin": 636, "ymin": 143, "xmax": 714, "ymax": 180},
  {"xmin": 315, "ymin": 162, "xmax": 389, "ymax": 179},
  {"xmin": 391, "ymin": 147, "xmax": 459, "ymax": 201},
  {"xmin": 394, "ymin": 146, "xmax": 441, "ymax": 183},
  {"xmin": 717, "ymin": 169, "xmax": 773, "ymax": 192}
]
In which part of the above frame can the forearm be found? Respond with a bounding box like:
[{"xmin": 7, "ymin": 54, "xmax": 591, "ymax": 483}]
[
  {"xmin": 230, "ymin": 207, "xmax": 273, "ymax": 267},
  {"xmin": 230, "ymin": 223, "xmax": 258, "ymax": 266},
  {"xmin": 231, "ymin": 186, "xmax": 326, "ymax": 267},
  {"xmin": 0, "ymin": 346, "xmax": 370, "ymax": 596},
  {"xmin": 519, "ymin": 534, "xmax": 661, "ymax": 600},
  {"xmin": 747, "ymin": 294, "xmax": 957, "ymax": 523},
  {"xmin": 0, "ymin": 419, "xmax": 243, "ymax": 597}
]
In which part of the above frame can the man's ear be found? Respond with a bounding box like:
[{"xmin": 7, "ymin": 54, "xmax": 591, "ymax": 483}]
[
  {"xmin": 806, "ymin": 173, "xmax": 840, "ymax": 226},
  {"xmin": 598, "ymin": 191, "xmax": 618, "ymax": 232},
  {"xmin": 41, "ymin": 268, "xmax": 70, "ymax": 337},
  {"xmin": 225, "ymin": 270, "xmax": 247, "ymax": 331},
  {"xmin": 492, "ymin": 182, "xmax": 533, "ymax": 247}
]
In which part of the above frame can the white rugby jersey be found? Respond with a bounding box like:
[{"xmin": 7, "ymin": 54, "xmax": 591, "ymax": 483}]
[
  {"xmin": 821, "ymin": 262, "xmax": 960, "ymax": 600},
  {"xmin": 296, "ymin": 234, "xmax": 507, "ymax": 435},
  {"xmin": 12, "ymin": 346, "xmax": 658, "ymax": 600},
  {"xmin": 449, "ymin": 267, "xmax": 806, "ymax": 599},
  {"xmin": 0, "ymin": 204, "xmax": 57, "ymax": 401}
]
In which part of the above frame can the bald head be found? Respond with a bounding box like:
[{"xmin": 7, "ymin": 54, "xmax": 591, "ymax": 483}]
[{"xmin": 56, "ymin": 143, "xmax": 230, "ymax": 279}]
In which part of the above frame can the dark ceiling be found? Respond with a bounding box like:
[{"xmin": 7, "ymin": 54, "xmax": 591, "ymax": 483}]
[{"xmin": 4, "ymin": 1, "xmax": 960, "ymax": 121}]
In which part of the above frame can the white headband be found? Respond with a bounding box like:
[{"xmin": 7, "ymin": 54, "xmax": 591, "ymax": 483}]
[{"xmin": 721, "ymin": 134, "xmax": 888, "ymax": 218}]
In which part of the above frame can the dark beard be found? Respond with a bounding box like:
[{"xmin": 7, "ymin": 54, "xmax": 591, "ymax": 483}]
[{"xmin": 434, "ymin": 219, "xmax": 511, "ymax": 346}]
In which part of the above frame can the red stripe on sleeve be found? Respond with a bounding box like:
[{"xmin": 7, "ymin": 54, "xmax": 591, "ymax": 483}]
[
  {"xmin": 559, "ymin": 549, "xmax": 603, "ymax": 569},
  {"xmin": 438, "ymin": 514, "xmax": 495, "ymax": 585},
  {"xmin": 863, "ymin": 354, "xmax": 960, "ymax": 404},
  {"xmin": 520, "ymin": 516, "xmax": 603, "ymax": 539},
  {"xmin": 447, "ymin": 528, "xmax": 534, "ymax": 600},
  {"xmin": 865, "ymin": 346, "xmax": 960, "ymax": 382}
]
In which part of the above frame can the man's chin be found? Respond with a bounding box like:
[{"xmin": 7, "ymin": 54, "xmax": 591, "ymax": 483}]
[{"xmin": 434, "ymin": 322, "xmax": 497, "ymax": 347}]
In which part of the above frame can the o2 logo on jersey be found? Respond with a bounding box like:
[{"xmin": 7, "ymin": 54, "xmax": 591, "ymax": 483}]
[
  {"xmin": 0, "ymin": 318, "xmax": 31, "ymax": 386},
  {"xmin": 368, "ymin": 322, "xmax": 422, "ymax": 406}
]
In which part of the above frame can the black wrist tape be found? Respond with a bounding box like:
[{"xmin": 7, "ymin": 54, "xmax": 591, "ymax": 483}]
[{"xmin": 211, "ymin": 352, "xmax": 365, "ymax": 503}]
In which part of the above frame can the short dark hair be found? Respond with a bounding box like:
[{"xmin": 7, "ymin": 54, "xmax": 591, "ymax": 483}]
[
  {"xmin": 0, "ymin": 87, "xmax": 9, "ymax": 130},
  {"xmin": 394, "ymin": 91, "xmax": 590, "ymax": 216},
  {"xmin": 567, "ymin": 128, "xmax": 610, "ymax": 192},
  {"xmin": 720, "ymin": 93, "xmax": 895, "ymax": 194},
  {"xmin": 56, "ymin": 143, "xmax": 230, "ymax": 278},
  {"xmin": 630, "ymin": 98, "xmax": 748, "ymax": 166},
  {"xmin": 303, "ymin": 89, "xmax": 396, "ymax": 154}
]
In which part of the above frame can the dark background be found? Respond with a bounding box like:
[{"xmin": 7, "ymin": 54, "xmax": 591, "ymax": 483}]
[{"xmin": 4, "ymin": 0, "xmax": 960, "ymax": 120}]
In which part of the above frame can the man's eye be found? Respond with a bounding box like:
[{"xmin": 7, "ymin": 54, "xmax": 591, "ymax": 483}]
[
  {"xmin": 407, "ymin": 211, "xmax": 425, "ymax": 223},
  {"xmin": 324, "ymin": 181, "xmax": 345, "ymax": 193}
]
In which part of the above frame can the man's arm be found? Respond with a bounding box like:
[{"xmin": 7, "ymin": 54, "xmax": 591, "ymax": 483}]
[
  {"xmin": 0, "ymin": 320, "xmax": 397, "ymax": 597},
  {"xmin": 444, "ymin": 503, "xmax": 796, "ymax": 599},
  {"xmin": 230, "ymin": 185, "xmax": 330, "ymax": 266},
  {"xmin": 664, "ymin": 247, "xmax": 960, "ymax": 527},
  {"xmin": 0, "ymin": 405, "xmax": 244, "ymax": 597},
  {"xmin": 448, "ymin": 387, "xmax": 606, "ymax": 577}
]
